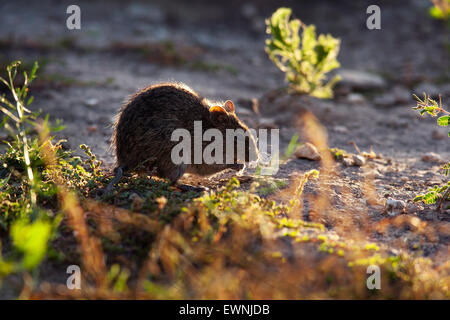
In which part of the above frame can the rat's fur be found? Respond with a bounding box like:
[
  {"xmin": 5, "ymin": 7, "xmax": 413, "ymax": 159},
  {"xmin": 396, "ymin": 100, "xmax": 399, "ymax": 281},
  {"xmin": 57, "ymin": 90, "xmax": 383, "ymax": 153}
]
[{"xmin": 109, "ymin": 83, "xmax": 257, "ymax": 190}]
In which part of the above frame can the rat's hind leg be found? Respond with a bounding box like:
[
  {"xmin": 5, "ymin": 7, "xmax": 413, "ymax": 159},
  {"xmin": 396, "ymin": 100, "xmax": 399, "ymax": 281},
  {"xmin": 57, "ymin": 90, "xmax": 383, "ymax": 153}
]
[
  {"xmin": 157, "ymin": 163, "xmax": 207, "ymax": 192},
  {"xmin": 157, "ymin": 163, "xmax": 187, "ymax": 184}
]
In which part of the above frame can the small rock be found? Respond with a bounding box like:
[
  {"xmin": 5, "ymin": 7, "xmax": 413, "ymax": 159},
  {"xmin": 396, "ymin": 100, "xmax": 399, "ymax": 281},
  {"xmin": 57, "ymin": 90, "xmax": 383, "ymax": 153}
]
[
  {"xmin": 385, "ymin": 199, "xmax": 406, "ymax": 216},
  {"xmin": 374, "ymin": 93, "xmax": 396, "ymax": 107},
  {"xmin": 406, "ymin": 203, "xmax": 418, "ymax": 214},
  {"xmin": 388, "ymin": 248, "xmax": 400, "ymax": 256},
  {"xmin": 347, "ymin": 93, "xmax": 366, "ymax": 104},
  {"xmin": 422, "ymin": 152, "xmax": 444, "ymax": 164},
  {"xmin": 343, "ymin": 157, "xmax": 354, "ymax": 166},
  {"xmin": 425, "ymin": 179, "xmax": 443, "ymax": 186},
  {"xmin": 339, "ymin": 69, "xmax": 386, "ymax": 91},
  {"xmin": 374, "ymin": 171, "xmax": 384, "ymax": 179},
  {"xmin": 374, "ymin": 86, "xmax": 412, "ymax": 107},
  {"xmin": 432, "ymin": 130, "xmax": 445, "ymax": 140},
  {"xmin": 352, "ymin": 154, "xmax": 366, "ymax": 166},
  {"xmin": 295, "ymin": 143, "xmax": 321, "ymax": 161},
  {"xmin": 85, "ymin": 98, "xmax": 98, "ymax": 107},
  {"xmin": 333, "ymin": 125, "xmax": 349, "ymax": 134},
  {"xmin": 384, "ymin": 120, "xmax": 409, "ymax": 129}
]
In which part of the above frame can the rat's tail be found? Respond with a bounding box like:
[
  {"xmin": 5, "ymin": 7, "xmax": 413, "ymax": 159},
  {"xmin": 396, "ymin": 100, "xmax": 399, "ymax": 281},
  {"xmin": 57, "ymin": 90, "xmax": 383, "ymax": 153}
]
[{"xmin": 105, "ymin": 165, "xmax": 128, "ymax": 193}]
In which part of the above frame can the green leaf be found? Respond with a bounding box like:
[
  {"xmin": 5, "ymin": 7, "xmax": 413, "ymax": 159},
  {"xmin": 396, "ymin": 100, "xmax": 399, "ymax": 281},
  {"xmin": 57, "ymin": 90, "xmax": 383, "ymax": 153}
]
[
  {"xmin": 11, "ymin": 219, "xmax": 52, "ymax": 270},
  {"xmin": 265, "ymin": 7, "xmax": 341, "ymax": 99},
  {"xmin": 437, "ymin": 115, "xmax": 449, "ymax": 126}
]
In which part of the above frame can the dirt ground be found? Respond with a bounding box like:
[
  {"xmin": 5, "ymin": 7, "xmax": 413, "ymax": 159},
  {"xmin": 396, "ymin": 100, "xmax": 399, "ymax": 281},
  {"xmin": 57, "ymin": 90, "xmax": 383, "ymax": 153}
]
[{"xmin": 0, "ymin": 0, "xmax": 449, "ymax": 288}]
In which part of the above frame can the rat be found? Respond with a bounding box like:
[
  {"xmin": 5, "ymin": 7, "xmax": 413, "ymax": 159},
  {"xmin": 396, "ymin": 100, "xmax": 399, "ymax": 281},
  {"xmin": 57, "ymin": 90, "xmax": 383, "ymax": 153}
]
[{"xmin": 106, "ymin": 82, "xmax": 258, "ymax": 192}]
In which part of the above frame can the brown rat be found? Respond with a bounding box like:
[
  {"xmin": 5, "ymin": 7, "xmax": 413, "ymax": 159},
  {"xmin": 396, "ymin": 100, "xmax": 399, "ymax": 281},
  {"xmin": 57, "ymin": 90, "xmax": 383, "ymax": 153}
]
[{"xmin": 107, "ymin": 82, "xmax": 258, "ymax": 192}]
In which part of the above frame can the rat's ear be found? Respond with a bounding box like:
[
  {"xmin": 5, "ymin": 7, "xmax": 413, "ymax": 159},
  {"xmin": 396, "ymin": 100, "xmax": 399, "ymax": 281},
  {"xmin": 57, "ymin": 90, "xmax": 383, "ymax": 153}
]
[
  {"xmin": 209, "ymin": 105, "xmax": 228, "ymax": 123},
  {"xmin": 223, "ymin": 100, "xmax": 235, "ymax": 113}
]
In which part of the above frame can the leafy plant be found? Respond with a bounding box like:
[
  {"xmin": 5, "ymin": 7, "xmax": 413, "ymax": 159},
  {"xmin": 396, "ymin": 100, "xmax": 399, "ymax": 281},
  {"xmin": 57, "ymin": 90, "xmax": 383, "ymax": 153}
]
[
  {"xmin": 10, "ymin": 219, "xmax": 52, "ymax": 271},
  {"xmin": 413, "ymin": 93, "xmax": 449, "ymax": 208},
  {"xmin": 0, "ymin": 61, "xmax": 40, "ymax": 205},
  {"xmin": 265, "ymin": 7, "xmax": 341, "ymax": 98},
  {"xmin": 0, "ymin": 61, "xmax": 56, "ymax": 277},
  {"xmin": 413, "ymin": 93, "xmax": 449, "ymax": 136},
  {"xmin": 429, "ymin": 0, "xmax": 450, "ymax": 22},
  {"xmin": 0, "ymin": 61, "xmax": 103, "ymax": 280}
]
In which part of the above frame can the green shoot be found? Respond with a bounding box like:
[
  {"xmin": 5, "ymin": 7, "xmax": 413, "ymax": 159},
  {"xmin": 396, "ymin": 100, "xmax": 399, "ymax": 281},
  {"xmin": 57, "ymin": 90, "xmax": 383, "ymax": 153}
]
[
  {"xmin": 413, "ymin": 93, "xmax": 449, "ymax": 208},
  {"xmin": 265, "ymin": 8, "xmax": 341, "ymax": 98}
]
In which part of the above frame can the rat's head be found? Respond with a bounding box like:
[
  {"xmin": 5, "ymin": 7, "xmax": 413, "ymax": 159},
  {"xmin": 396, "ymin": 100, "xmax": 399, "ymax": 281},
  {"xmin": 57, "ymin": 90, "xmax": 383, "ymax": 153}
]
[{"xmin": 209, "ymin": 100, "xmax": 258, "ymax": 171}]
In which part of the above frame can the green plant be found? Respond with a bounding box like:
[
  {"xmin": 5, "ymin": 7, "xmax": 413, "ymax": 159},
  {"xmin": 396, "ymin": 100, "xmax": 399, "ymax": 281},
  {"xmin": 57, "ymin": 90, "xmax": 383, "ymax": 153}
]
[
  {"xmin": 0, "ymin": 61, "xmax": 40, "ymax": 205},
  {"xmin": 412, "ymin": 93, "xmax": 449, "ymax": 208},
  {"xmin": 429, "ymin": 0, "xmax": 450, "ymax": 22},
  {"xmin": 265, "ymin": 7, "xmax": 341, "ymax": 98},
  {"xmin": 0, "ymin": 61, "xmax": 103, "ymax": 280},
  {"xmin": 0, "ymin": 61, "xmax": 58, "ymax": 277},
  {"xmin": 413, "ymin": 93, "xmax": 449, "ymax": 136},
  {"xmin": 9, "ymin": 219, "xmax": 52, "ymax": 271}
]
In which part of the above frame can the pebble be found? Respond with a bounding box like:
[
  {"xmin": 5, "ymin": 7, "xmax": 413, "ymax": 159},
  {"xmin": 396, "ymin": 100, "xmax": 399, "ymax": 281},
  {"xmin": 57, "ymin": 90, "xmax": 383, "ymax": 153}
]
[
  {"xmin": 422, "ymin": 152, "xmax": 444, "ymax": 164},
  {"xmin": 406, "ymin": 203, "xmax": 418, "ymax": 214},
  {"xmin": 374, "ymin": 94, "xmax": 396, "ymax": 107},
  {"xmin": 432, "ymin": 130, "xmax": 445, "ymax": 140},
  {"xmin": 339, "ymin": 69, "xmax": 386, "ymax": 91},
  {"xmin": 333, "ymin": 125, "xmax": 349, "ymax": 134},
  {"xmin": 343, "ymin": 157, "xmax": 354, "ymax": 166},
  {"xmin": 347, "ymin": 93, "xmax": 366, "ymax": 104},
  {"xmin": 374, "ymin": 86, "xmax": 412, "ymax": 107},
  {"xmin": 352, "ymin": 154, "xmax": 366, "ymax": 166},
  {"xmin": 385, "ymin": 199, "xmax": 406, "ymax": 216},
  {"xmin": 295, "ymin": 143, "xmax": 321, "ymax": 161},
  {"xmin": 85, "ymin": 98, "xmax": 98, "ymax": 107}
]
